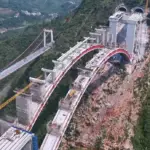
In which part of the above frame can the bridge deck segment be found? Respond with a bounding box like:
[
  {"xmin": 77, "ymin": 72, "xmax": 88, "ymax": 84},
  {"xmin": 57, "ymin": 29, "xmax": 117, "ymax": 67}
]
[
  {"xmin": 40, "ymin": 48, "xmax": 130, "ymax": 150},
  {"xmin": 15, "ymin": 38, "xmax": 105, "ymax": 131}
]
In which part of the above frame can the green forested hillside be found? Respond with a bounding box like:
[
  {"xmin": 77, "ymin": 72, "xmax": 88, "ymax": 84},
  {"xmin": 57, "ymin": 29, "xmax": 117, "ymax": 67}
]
[
  {"xmin": 132, "ymin": 64, "xmax": 150, "ymax": 150},
  {"xmin": 0, "ymin": 0, "xmax": 147, "ymax": 148},
  {"xmin": 0, "ymin": 0, "xmax": 81, "ymax": 13},
  {"xmin": 0, "ymin": 0, "xmax": 82, "ymax": 28},
  {"xmin": 0, "ymin": 0, "xmax": 119, "ymax": 143}
]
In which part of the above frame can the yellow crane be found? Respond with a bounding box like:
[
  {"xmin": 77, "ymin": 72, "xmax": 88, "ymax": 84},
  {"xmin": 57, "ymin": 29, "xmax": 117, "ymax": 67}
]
[
  {"xmin": 68, "ymin": 89, "xmax": 76, "ymax": 98},
  {"xmin": 0, "ymin": 75, "xmax": 42, "ymax": 110}
]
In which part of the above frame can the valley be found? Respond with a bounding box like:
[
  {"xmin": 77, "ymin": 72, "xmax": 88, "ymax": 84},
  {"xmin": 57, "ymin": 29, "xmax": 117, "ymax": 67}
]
[{"xmin": 0, "ymin": 0, "xmax": 81, "ymax": 34}]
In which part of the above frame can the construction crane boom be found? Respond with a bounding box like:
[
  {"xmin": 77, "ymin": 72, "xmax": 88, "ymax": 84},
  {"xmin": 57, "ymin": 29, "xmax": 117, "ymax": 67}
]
[{"xmin": 0, "ymin": 76, "xmax": 42, "ymax": 110}]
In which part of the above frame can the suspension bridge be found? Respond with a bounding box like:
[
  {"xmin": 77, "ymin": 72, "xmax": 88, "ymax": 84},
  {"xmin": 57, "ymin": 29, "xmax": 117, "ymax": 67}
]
[
  {"xmin": 0, "ymin": 29, "xmax": 54, "ymax": 81},
  {"xmin": 0, "ymin": 4, "xmax": 148, "ymax": 150}
]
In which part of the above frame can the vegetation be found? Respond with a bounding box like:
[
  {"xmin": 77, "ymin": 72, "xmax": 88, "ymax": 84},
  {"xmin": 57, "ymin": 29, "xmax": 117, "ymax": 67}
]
[
  {"xmin": 0, "ymin": 0, "xmax": 81, "ymax": 28},
  {"xmin": 0, "ymin": 0, "xmax": 148, "ymax": 147},
  {"xmin": 132, "ymin": 63, "xmax": 150, "ymax": 150},
  {"xmin": 0, "ymin": 0, "xmax": 119, "ymax": 145},
  {"xmin": 0, "ymin": 0, "xmax": 81, "ymax": 14}
]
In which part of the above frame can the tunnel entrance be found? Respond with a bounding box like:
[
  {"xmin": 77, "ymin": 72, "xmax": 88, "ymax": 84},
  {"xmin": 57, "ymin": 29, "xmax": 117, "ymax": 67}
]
[
  {"xmin": 118, "ymin": 7, "xmax": 127, "ymax": 12},
  {"xmin": 115, "ymin": 4, "xmax": 127, "ymax": 13},
  {"xmin": 108, "ymin": 53, "xmax": 130, "ymax": 65},
  {"xmin": 133, "ymin": 7, "xmax": 144, "ymax": 13}
]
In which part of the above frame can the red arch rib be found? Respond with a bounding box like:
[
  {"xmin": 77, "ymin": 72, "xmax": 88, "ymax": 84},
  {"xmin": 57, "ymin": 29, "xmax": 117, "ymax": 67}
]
[{"xmin": 27, "ymin": 45, "xmax": 131, "ymax": 130}]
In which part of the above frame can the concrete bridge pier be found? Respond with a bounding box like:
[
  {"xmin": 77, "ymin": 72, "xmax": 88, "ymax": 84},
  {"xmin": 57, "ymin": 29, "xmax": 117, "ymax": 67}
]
[
  {"xmin": 109, "ymin": 19, "xmax": 118, "ymax": 47},
  {"xmin": 16, "ymin": 93, "xmax": 32, "ymax": 125},
  {"xmin": 95, "ymin": 28, "xmax": 108, "ymax": 45},
  {"xmin": 42, "ymin": 68, "xmax": 53, "ymax": 79},
  {"xmin": 125, "ymin": 63, "xmax": 134, "ymax": 74},
  {"xmin": 90, "ymin": 32, "xmax": 102, "ymax": 44},
  {"xmin": 45, "ymin": 70, "xmax": 56, "ymax": 83},
  {"xmin": 29, "ymin": 77, "xmax": 47, "ymax": 103},
  {"xmin": 43, "ymin": 29, "xmax": 54, "ymax": 47},
  {"xmin": 126, "ymin": 21, "xmax": 137, "ymax": 58},
  {"xmin": 52, "ymin": 60, "xmax": 64, "ymax": 69}
]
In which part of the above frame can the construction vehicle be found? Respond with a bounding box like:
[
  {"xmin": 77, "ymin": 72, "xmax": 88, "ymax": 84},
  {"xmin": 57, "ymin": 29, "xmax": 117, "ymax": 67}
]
[
  {"xmin": 15, "ymin": 130, "xmax": 21, "ymax": 135},
  {"xmin": 59, "ymin": 89, "xmax": 77, "ymax": 110},
  {"xmin": 68, "ymin": 89, "xmax": 76, "ymax": 99}
]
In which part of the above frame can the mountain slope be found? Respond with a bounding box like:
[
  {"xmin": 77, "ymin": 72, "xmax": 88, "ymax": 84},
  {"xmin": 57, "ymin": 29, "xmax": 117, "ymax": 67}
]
[
  {"xmin": 0, "ymin": 0, "xmax": 121, "ymax": 144},
  {"xmin": 0, "ymin": 0, "xmax": 147, "ymax": 147},
  {"xmin": 0, "ymin": 0, "xmax": 81, "ymax": 14}
]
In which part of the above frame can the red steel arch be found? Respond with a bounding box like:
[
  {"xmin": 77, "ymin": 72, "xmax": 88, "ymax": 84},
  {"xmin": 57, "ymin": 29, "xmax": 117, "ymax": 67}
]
[{"xmin": 27, "ymin": 45, "xmax": 131, "ymax": 130}]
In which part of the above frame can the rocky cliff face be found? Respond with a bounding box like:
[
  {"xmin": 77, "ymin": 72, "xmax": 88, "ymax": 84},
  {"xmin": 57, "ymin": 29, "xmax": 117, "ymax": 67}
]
[{"xmin": 59, "ymin": 55, "xmax": 150, "ymax": 149}]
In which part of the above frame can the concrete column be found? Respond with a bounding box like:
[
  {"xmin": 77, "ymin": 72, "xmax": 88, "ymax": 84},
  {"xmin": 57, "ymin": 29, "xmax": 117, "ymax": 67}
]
[
  {"xmin": 96, "ymin": 35, "xmax": 100, "ymax": 43},
  {"xmin": 126, "ymin": 21, "xmax": 136, "ymax": 55},
  {"xmin": 138, "ymin": 23, "xmax": 148, "ymax": 61},
  {"xmin": 44, "ymin": 31, "xmax": 46, "ymax": 47},
  {"xmin": 99, "ymin": 29, "xmax": 107, "ymax": 46},
  {"xmin": 95, "ymin": 29, "xmax": 103, "ymax": 44},
  {"xmin": 125, "ymin": 64, "xmax": 133, "ymax": 74},
  {"xmin": 16, "ymin": 94, "xmax": 32, "ymax": 125},
  {"xmin": 103, "ymin": 30, "xmax": 107, "ymax": 46},
  {"xmin": 46, "ymin": 71, "xmax": 55, "ymax": 83},
  {"xmin": 51, "ymin": 30, "xmax": 54, "ymax": 43},
  {"xmin": 41, "ymin": 68, "xmax": 53, "ymax": 79},
  {"xmin": 107, "ymin": 33, "xmax": 113, "ymax": 47},
  {"xmin": 109, "ymin": 19, "xmax": 118, "ymax": 46},
  {"xmin": 52, "ymin": 60, "xmax": 64, "ymax": 69},
  {"xmin": 90, "ymin": 32, "xmax": 101, "ymax": 44},
  {"xmin": 30, "ymin": 82, "xmax": 44, "ymax": 103},
  {"xmin": 44, "ymin": 72, "xmax": 47, "ymax": 79}
]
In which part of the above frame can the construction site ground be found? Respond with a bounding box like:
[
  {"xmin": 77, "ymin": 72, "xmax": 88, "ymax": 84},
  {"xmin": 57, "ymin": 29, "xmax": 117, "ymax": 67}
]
[{"xmin": 59, "ymin": 56, "xmax": 149, "ymax": 150}]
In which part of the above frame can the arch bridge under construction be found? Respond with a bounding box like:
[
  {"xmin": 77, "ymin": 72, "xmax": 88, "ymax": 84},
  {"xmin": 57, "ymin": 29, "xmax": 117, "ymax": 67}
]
[{"xmin": 0, "ymin": 4, "xmax": 149, "ymax": 150}]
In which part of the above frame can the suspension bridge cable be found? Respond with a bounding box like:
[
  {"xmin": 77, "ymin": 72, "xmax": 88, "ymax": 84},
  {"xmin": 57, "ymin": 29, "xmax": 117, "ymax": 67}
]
[
  {"xmin": 0, "ymin": 13, "xmax": 94, "ymax": 110},
  {"xmin": 2, "ymin": 31, "xmax": 43, "ymax": 70},
  {"xmin": 0, "ymin": 33, "xmax": 50, "ymax": 110},
  {"xmin": 75, "ymin": 9, "xmax": 94, "ymax": 37},
  {"xmin": 0, "ymin": 15, "xmax": 106, "ymax": 110},
  {"xmin": 32, "ymin": 32, "xmax": 50, "ymax": 53}
]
